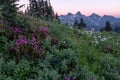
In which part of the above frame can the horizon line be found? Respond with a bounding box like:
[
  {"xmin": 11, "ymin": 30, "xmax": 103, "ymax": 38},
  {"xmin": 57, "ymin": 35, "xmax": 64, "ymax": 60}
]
[{"xmin": 56, "ymin": 11, "xmax": 120, "ymax": 18}]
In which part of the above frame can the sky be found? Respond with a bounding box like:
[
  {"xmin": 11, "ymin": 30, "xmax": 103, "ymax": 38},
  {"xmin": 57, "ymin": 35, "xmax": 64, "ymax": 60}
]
[{"xmin": 19, "ymin": 0, "xmax": 120, "ymax": 18}]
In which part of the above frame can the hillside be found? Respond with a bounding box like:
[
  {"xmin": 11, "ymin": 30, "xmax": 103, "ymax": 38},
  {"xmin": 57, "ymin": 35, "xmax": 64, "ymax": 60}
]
[{"xmin": 0, "ymin": 15, "xmax": 120, "ymax": 80}]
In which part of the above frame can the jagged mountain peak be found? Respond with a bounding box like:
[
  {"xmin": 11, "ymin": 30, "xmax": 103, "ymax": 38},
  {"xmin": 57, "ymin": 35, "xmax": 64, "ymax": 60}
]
[
  {"xmin": 59, "ymin": 11, "xmax": 120, "ymax": 31},
  {"xmin": 89, "ymin": 13, "xmax": 101, "ymax": 18},
  {"xmin": 76, "ymin": 11, "xmax": 82, "ymax": 15},
  {"xmin": 67, "ymin": 12, "xmax": 73, "ymax": 16},
  {"xmin": 102, "ymin": 15, "xmax": 116, "ymax": 19}
]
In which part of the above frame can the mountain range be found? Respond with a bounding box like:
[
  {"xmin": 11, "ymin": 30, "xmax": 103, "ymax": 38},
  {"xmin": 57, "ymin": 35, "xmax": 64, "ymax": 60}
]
[{"xmin": 59, "ymin": 11, "xmax": 120, "ymax": 31}]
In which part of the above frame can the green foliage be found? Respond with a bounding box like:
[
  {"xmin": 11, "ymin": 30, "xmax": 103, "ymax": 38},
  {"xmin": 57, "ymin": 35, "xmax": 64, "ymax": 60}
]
[
  {"xmin": 27, "ymin": 0, "xmax": 54, "ymax": 19},
  {"xmin": 0, "ymin": 10, "xmax": 120, "ymax": 79},
  {"xmin": 15, "ymin": 14, "xmax": 30, "ymax": 29},
  {"xmin": 0, "ymin": 28, "xmax": 8, "ymax": 52},
  {"xmin": 14, "ymin": 59, "xmax": 30, "ymax": 79},
  {"xmin": 0, "ymin": 0, "xmax": 30, "ymax": 28},
  {"xmin": 0, "ymin": 0, "xmax": 19, "ymax": 26}
]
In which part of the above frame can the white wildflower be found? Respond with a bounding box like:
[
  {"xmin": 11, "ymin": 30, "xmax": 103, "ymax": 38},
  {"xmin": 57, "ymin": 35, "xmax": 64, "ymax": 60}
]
[
  {"xmin": 85, "ymin": 31, "xmax": 89, "ymax": 34},
  {"xmin": 63, "ymin": 41, "xmax": 66, "ymax": 44},
  {"xmin": 112, "ymin": 40, "xmax": 115, "ymax": 42},
  {"xmin": 94, "ymin": 39, "xmax": 99, "ymax": 45},
  {"xmin": 69, "ymin": 27, "xmax": 73, "ymax": 29},
  {"xmin": 98, "ymin": 35, "xmax": 102, "ymax": 39},
  {"xmin": 78, "ymin": 30, "xmax": 80, "ymax": 34},
  {"xmin": 116, "ymin": 39, "xmax": 119, "ymax": 42},
  {"xmin": 93, "ymin": 35, "xmax": 97, "ymax": 39},
  {"xmin": 116, "ymin": 42, "xmax": 119, "ymax": 45},
  {"xmin": 92, "ymin": 28, "xmax": 94, "ymax": 31},
  {"xmin": 81, "ymin": 31, "xmax": 84, "ymax": 34},
  {"xmin": 88, "ymin": 31, "xmax": 93, "ymax": 36},
  {"xmin": 101, "ymin": 38, "xmax": 107, "ymax": 42}
]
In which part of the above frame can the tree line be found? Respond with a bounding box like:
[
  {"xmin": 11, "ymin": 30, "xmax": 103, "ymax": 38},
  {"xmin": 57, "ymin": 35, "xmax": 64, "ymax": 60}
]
[
  {"xmin": 27, "ymin": 0, "xmax": 54, "ymax": 18},
  {"xmin": 73, "ymin": 17, "xmax": 119, "ymax": 32},
  {"xmin": 26, "ymin": 0, "xmax": 59, "ymax": 21},
  {"xmin": 73, "ymin": 18, "xmax": 86, "ymax": 29},
  {"xmin": 0, "ymin": 0, "xmax": 59, "ymax": 27},
  {"xmin": 0, "ymin": 0, "xmax": 119, "ymax": 33}
]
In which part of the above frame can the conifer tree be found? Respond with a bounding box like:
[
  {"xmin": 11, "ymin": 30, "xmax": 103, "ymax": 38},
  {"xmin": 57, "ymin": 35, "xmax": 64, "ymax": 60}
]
[
  {"xmin": 0, "ymin": 0, "xmax": 19, "ymax": 26},
  {"xmin": 104, "ymin": 21, "xmax": 112, "ymax": 32},
  {"xmin": 28, "ymin": 0, "xmax": 38, "ymax": 16},
  {"xmin": 114, "ymin": 26, "xmax": 120, "ymax": 34},
  {"xmin": 73, "ymin": 19, "xmax": 79, "ymax": 28},
  {"xmin": 28, "ymin": 0, "xmax": 54, "ymax": 19},
  {"xmin": 54, "ymin": 13, "xmax": 60, "ymax": 23},
  {"xmin": 78, "ymin": 18, "xmax": 86, "ymax": 29}
]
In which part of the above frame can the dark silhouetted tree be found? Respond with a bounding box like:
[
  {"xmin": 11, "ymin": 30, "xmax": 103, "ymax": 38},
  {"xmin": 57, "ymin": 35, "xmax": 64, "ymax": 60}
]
[
  {"xmin": 78, "ymin": 18, "xmax": 86, "ymax": 29},
  {"xmin": 54, "ymin": 13, "xmax": 60, "ymax": 23},
  {"xmin": 100, "ymin": 28, "xmax": 104, "ymax": 32},
  {"xmin": 28, "ymin": 0, "xmax": 38, "ymax": 16},
  {"xmin": 115, "ymin": 26, "xmax": 120, "ymax": 34},
  {"xmin": 104, "ymin": 21, "xmax": 113, "ymax": 32},
  {"xmin": 27, "ymin": 0, "xmax": 54, "ymax": 19},
  {"xmin": 73, "ymin": 19, "xmax": 79, "ymax": 28},
  {"xmin": 0, "ymin": 0, "xmax": 19, "ymax": 26}
]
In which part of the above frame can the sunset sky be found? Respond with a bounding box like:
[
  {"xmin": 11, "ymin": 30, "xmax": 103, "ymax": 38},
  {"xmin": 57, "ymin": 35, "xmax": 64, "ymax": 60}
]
[{"xmin": 19, "ymin": 0, "xmax": 120, "ymax": 17}]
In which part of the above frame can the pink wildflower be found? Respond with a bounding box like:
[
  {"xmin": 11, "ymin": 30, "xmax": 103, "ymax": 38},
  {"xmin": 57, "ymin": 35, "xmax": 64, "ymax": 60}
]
[
  {"xmin": 29, "ymin": 36, "xmax": 36, "ymax": 45},
  {"xmin": 16, "ymin": 37, "xmax": 27, "ymax": 46},
  {"xmin": 65, "ymin": 77, "xmax": 70, "ymax": 80},
  {"xmin": 9, "ymin": 46, "xmax": 16, "ymax": 51},
  {"xmin": 40, "ymin": 27, "xmax": 49, "ymax": 32},
  {"xmin": 9, "ymin": 27, "xmax": 23, "ymax": 33}
]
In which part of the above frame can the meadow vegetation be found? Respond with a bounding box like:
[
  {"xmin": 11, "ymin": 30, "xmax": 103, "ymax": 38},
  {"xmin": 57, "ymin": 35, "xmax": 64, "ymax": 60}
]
[
  {"xmin": 0, "ymin": 15, "xmax": 120, "ymax": 79},
  {"xmin": 0, "ymin": 0, "xmax": 120, "ymax": 79}
]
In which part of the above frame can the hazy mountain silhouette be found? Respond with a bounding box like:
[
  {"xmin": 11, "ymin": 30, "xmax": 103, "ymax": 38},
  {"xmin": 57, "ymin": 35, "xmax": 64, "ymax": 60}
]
[{"xmin": 59, "ymin": 11, "xmax": 120, "ymax": 31}]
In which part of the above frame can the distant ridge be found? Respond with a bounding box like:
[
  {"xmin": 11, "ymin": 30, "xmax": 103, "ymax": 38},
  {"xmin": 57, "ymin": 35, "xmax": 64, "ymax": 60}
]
[{"xmin": 59, "ymin": 11, "xmax": 120, "ymax": 31}]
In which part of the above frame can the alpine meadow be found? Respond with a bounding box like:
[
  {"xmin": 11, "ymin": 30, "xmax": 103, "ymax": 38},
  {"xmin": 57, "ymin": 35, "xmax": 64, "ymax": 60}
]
[{"xmin": 0, "ymin": 0, "xmax": 120, "ymax": 80}]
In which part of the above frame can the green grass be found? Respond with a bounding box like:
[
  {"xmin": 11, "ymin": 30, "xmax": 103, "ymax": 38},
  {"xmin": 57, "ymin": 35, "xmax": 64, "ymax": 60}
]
[{"xmin": 0, "ymin": 17, "xmax": 120, "ymax": 80}]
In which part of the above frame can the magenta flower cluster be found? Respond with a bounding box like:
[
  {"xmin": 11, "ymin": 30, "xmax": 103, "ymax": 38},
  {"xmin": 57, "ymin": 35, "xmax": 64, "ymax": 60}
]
[
  {"xmin": 8, "ymin": 26, "xmax": 57, "ymax": 59},
  {"xmin": 16, "ymin": 37, "xmax": 27, "ymax": 46},
  {"xmin": 29, "ymin": 35, "xmax": 44, "ymax": 55},
  {"xmin": 40, "ymin": 27, "xmax": 49, "ymax": 32},
  {"xmin": 29, "ymin": 36, "xmax": 36, "ymax": 45},
  {"xmin": 64, "ymin": 74, "xmax": 77, "ymax": 80},
  {"xmin": 64, "ymin": 76, "xmax": 77, "ymax": 80},
  {"xmin": 29, "ymin": 36, "xmax": 38, "ymax": 49},
  {"xmin": 9, "ymin": 27, "xmax": 23, "ymax": 33},
  {"xmin": 64, "ymin": 77, "xmax": 70, "ymax": 80}
]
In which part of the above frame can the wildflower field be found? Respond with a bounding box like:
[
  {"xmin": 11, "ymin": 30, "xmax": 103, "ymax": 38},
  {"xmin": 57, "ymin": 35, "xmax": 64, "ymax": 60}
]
[{"xmin": 0, "ymin": 16, "xmax": 120, "ymax": 80}]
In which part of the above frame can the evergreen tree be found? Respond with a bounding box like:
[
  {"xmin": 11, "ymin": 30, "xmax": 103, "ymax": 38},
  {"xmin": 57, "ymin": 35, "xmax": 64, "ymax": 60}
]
[
  {"xmin": 73, "ymin": 19, "xmax": 78, "ymax": 28},
  {"xmin": 28, "ymin": 0, "xmax": 38, "ymax": 16},
  {"xmin": 78, "ymin": 18, "xmax": 86, "ymax": 29},
  {"xmin": 0, "ymin": 0, "xmax": 19, "ymax": 26},
  {"xmin": 45, "ymin": 3, "xmax": 54, "ymax": 19},
  {"xmin": 28, "ymin": 0, "xmax": 54, "ymax": 19},
  {"xmin": 54, "ymin": 13, "xmax": 60, "ymax": 23},
  {"xmin": 100, "ymin": 28, "xmax": 104, "ymax": 32},
  {"xmin": 115, "ymin": 26, "xmax": 120, "ymax": 34},
  {"xmin": 104, "ymin": 21, "xmax": 113, "ymax": 32}
]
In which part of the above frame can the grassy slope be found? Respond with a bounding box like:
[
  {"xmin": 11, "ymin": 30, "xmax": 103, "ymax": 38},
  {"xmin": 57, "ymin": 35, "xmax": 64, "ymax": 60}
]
[
  {"xmin": 47, "ymin": 21, "xmax": 120, "ymax": 79},
  {"xmin": 0, "ymin": 18, "xmax": 120, "ymax": 79}
]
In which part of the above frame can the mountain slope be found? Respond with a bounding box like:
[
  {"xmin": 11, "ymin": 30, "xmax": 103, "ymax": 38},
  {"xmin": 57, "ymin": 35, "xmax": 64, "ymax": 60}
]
[{"xmin": 0, "ymin": 17, "xmax": 120, "ymax": 79}]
